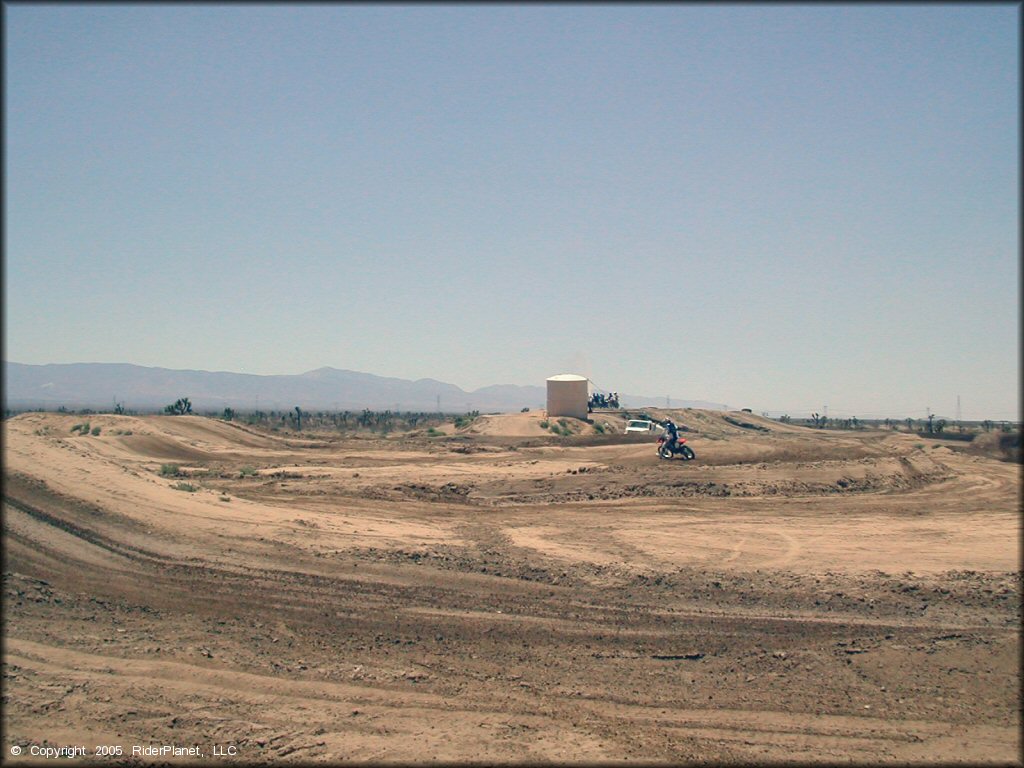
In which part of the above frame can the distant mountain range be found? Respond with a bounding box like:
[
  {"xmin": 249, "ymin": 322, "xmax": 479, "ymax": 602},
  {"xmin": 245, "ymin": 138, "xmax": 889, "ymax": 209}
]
[{"xmin": 3, "ymin": 362, "xmax": 731, "ymax": 413}]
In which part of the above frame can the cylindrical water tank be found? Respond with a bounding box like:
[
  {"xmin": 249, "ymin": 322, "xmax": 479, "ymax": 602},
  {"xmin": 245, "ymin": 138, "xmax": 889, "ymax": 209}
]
[{"xmin": 546, "ymin": 374, "xmax": 589, "ymax": 419}]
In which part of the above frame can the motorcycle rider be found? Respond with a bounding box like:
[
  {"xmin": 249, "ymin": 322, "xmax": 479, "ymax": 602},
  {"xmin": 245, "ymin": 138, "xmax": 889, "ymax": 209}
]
[{"xmin": 661, "ymin": 419, "xmax": 679, "ymax": 454}]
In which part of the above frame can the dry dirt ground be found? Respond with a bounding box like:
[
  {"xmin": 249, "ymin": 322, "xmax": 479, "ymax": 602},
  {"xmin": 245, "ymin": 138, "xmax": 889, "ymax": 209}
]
[{"xmin": 3, "ymin": 409, "xmax": 1020, "ymax": 764}]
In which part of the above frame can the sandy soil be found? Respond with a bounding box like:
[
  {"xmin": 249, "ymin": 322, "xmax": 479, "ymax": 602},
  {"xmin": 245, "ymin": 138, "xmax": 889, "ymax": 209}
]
[{"xmin": 3, "ymin": 410, "xmax": 1020, "ymax": 764}]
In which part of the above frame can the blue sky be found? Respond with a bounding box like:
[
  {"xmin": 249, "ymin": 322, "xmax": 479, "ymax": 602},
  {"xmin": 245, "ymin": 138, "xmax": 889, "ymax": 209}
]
[{"xmin": 5, "ymin": 4, "xmax": 1019, "ymax": 419}]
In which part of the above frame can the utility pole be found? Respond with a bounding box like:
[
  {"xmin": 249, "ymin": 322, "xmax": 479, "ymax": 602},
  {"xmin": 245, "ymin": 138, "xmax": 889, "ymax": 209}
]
[
  {"xmin": 666, "ymin": 395, "xmax": 670, "ymax": 409},
  {"xmin": 956, "ymin": 395, "xmax": 961, "ymax": 423}
]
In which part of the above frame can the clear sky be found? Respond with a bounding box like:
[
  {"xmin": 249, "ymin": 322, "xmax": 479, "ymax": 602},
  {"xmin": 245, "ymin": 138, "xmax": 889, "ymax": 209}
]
[{"xmin": 5, "ymin": 4, "xmax": 1019, "ymax": 420}]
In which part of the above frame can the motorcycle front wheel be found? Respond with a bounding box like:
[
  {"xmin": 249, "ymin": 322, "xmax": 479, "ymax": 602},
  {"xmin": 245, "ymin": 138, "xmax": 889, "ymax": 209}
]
[{"xmin": 680, "ymin": 445, "xmax": 695, "ymax": 460}]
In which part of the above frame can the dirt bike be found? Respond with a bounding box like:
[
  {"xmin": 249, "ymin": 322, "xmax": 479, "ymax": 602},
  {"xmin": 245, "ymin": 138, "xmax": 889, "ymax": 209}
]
[{"xmin": 657, "ymin": 435, "xmax": 695, "ymax": 460}]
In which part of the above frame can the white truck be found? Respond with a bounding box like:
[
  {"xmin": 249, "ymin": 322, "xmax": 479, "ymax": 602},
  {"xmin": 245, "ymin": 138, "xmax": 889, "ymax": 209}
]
[{"xmin": 624, "ymin": 419, "xmax": 657, "ymax": 434}]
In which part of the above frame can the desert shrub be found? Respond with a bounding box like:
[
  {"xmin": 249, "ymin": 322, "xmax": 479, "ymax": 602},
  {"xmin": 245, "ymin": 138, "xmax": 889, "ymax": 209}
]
[
  {"xmin": 171, "ymin": 482, "xmax": 197, "ymax": 492},
  {"xmin": 539, "ymin": 420, "xmax": 549, "ymax": 429},
  {"xmin": 164, "ymin": 397, "xmax": 192, "ymax": 415},
  {"xmin": 160, "ymin": 463, "xmax": 181, "ymax": 477},
  {"xmin": 453, "ymin": 411, "xmax": 479, "ymax": 429},
  {"xmin": 239, "ymin": 466, "xmax": 257, "ymax": 477},
  {"xmin": 90, "ymin": 426, "xmax": 101, "ymax": 436},
  {"xmin": 426, "ymin": 427, "xmax": 443, "ymax": 437},
  {"xmin": 547, "ymin": 418, "xmax": 576, "ymax": 436},
  {"xmin": 70, "ymin": 422, "xmax": 90, "ymax": 434},
  {"xmin": 219, "ymin": 495, "xmax": 231, "ymax": 502},
  {"xmin": 225, "ymin": 408, "xmax": 454, "ymax": 435}
]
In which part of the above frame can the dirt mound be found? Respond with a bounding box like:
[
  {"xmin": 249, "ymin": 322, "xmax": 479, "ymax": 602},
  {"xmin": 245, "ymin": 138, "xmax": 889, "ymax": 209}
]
[
  {"xmin": 466, "ymin": 411, "xmax": 610, "ymax": 437},
  {"xmin": 969, "ymin": 431, "xmax": 1022, "ymax": 463},
  {"xmin": 151, "ymin": 416, "xmax": 283, "ymax": 449},
  {"xmin": 465, "ymin": 412, "xmax": 551, "ymax": 436},
  {"xmin": 115, "ymin": 433, "xmax": 214, "ymax": 462},
  {"xmin": 461, "ymin": 409, "xmax": 805, "ymax": 440}
]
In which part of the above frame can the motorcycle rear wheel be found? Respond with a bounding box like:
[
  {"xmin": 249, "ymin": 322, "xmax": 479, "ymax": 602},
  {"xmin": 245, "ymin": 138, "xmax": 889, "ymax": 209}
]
[{"xmin": 658, "ymin": 446, "xmax": 673, "ymax": 459}]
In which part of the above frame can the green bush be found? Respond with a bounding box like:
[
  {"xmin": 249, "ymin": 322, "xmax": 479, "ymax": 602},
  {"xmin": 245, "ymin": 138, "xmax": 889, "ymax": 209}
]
[
  {"xmin": 160, "ymin": 464, "xmax": 181, "ymax": 477},
  {"xmin": 239, "ymin": 466, "xmax": 257, "ymax": 477},
  {"xmin": 539, "ymin": 420, "xmax": 549, "ymax": 429},
  {"xmin": 171, "ymin": 482, "xmax": 197, "ymax": 492},
  {"xmin": 90, "ymin": 426, "xmax": 101, "ymax": 436},
  {"xmin": 453, "ymin": 411, "xmax": 480, "ymax": 429},
  {"xmin": 547, "ymin": 418, "xmax": 573, "ymax": 436}
]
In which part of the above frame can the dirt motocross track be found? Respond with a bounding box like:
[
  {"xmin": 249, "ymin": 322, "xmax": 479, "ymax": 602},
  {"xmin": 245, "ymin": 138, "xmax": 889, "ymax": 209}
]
[{"xmin": 3, "ymin": 410, "xmax": 1020, "ymax": 764}]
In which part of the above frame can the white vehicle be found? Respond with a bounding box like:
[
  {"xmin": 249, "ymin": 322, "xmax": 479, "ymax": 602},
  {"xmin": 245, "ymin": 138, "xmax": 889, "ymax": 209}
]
[{"xmin": 624, "ymin": 419, "xmax": 656, "ymax": 434}]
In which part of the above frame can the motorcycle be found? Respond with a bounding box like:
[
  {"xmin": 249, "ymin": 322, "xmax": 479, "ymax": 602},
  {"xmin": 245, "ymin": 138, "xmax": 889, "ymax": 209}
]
[{"xmin": 657, "ymin": 435, "xmax": 695, "ymax": 460}]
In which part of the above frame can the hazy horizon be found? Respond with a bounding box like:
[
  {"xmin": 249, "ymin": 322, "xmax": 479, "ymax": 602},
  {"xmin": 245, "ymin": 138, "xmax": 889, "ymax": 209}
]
[
  {"xmin": 3, "ymin": 359, "xmax": 1011, "ymax": 422},
  {"xmin": 5, "ymin": 5, "xmax": 1019, "ymax": 422}
]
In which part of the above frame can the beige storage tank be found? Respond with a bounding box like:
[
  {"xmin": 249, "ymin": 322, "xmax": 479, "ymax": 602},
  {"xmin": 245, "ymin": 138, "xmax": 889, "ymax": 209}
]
[{"xmin": 546, "ymin": 374, "xmax": 589, "ymax": 419}]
